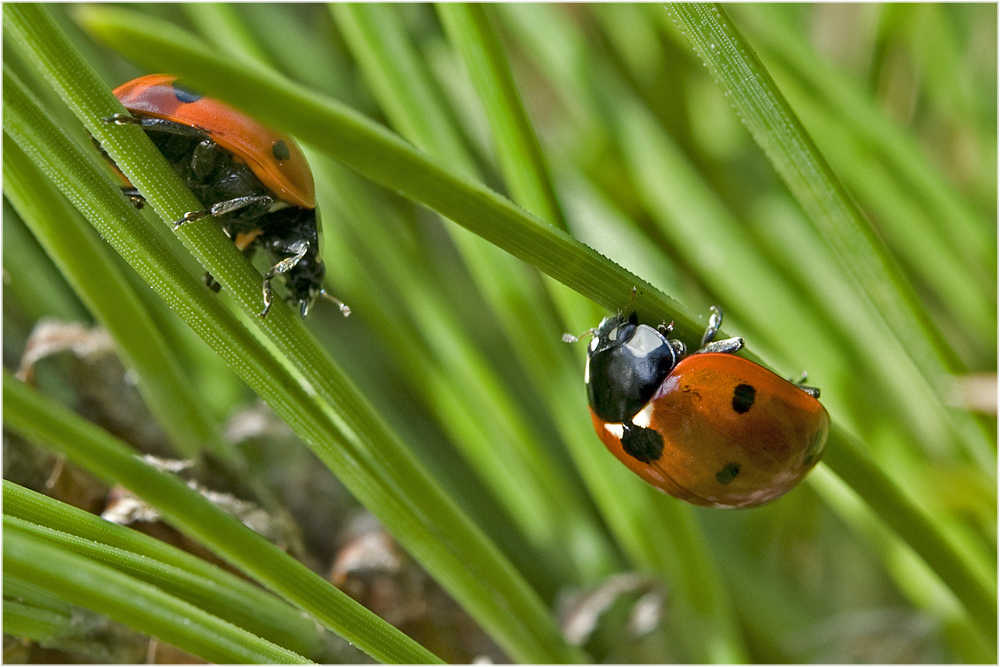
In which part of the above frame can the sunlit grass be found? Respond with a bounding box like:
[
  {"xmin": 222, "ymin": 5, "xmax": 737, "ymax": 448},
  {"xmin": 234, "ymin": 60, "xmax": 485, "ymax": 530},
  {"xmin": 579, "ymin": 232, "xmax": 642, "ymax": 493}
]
[{"xmin": 4, "ymin": 3, "xmax": 995, "ymax": 663}]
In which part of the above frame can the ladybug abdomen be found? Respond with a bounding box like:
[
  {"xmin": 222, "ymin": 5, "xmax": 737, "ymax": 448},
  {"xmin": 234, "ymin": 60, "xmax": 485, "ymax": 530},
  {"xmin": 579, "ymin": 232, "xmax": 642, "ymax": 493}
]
[{"xmin": 594, "ymin": 354, "xmax": 828, "ymax": 508}]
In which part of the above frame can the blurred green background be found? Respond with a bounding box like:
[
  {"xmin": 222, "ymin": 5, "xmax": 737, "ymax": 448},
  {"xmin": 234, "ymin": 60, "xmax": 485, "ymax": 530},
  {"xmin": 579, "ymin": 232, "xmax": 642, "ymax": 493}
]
[{"xmin": 4, "ymin": 3, "xmax": 996, "ymax": 664}]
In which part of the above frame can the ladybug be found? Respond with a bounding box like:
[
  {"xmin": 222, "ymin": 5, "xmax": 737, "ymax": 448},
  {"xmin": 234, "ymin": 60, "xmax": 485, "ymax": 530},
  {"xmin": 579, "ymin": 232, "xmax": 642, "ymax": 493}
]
[
  {"xmin": 101, "ymin": 74, "xmax": 348, "ymax": 318},
  {"xmin": 580, "ymin": 306, "xmax": 828, "ymax": 508}
]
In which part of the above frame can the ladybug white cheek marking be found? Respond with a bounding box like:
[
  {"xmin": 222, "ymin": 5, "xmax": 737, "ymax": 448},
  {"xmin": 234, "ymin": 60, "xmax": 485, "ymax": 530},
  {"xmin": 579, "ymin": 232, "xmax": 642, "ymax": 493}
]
[
  {"xmin": 631, "ymin": 401, "xmax": 655, "ymax": 430},
  {"xmin": 584, "ymin": 355, "xmax": 591, "ymax": 385},
  {"xmin": 603, "ymin": 422, "xmax": 624, "ymax": 439}
]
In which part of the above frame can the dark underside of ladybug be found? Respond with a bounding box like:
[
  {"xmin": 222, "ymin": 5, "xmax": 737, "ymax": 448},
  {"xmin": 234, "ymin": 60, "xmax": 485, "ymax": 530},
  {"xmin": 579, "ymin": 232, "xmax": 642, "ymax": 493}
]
[{"xmin": 108, "ymin": 122, "xmax": 326, "ymax": 317}]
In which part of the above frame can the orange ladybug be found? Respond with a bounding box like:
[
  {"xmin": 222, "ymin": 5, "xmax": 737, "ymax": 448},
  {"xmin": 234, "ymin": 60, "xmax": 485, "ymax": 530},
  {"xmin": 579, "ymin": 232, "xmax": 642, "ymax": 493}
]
[
  {"xmin": 582, "ymin": 307, "xmax": 828, "ymax": 508},
  {"xmin": 102, "ymin": 74, "xmax": 347, "ymax": 318}
]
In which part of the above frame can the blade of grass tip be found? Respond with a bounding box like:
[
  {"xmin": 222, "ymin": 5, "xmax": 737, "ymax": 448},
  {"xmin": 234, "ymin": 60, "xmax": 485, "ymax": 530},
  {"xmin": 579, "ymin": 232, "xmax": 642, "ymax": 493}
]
[
  {"xmin": 2, "ymin": 371, "xmax": 443, "ymax": 664},
  {"xmin": 436, "ymin": 3, "xmax": 568, "ymax": 230},
  {"xmin": 3, "ymin": 127, "xmax": 228, "ymax": 463},
  {"xmin": 3, "ymin": 530, "xmax": 311, "ymax": 664},
  {"xmin": 76, "ymin": 3, "xmax": 707, "ymax": 344},
  {"xmin": 4, "ymin": 481, "xmax": 326, "ymax": 659},
  {"xmin": 664, "ymin": 4, "xmax": 963, "ymax": 381},
  {"xmin": 10, "ymin": 8, "xmax": 583, "ymax": 661}
]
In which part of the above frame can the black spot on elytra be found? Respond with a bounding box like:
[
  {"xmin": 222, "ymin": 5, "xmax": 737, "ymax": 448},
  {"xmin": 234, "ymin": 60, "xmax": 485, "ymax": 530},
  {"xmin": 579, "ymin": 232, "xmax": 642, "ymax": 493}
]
[
  {"xmin": 716, "ymin": 462, "xmax": 740, "ymax": 485},
  {"xmin": 732, "ymin": 383, "xmax": 756, "ymax": 414},
  {"xmin": 621, "ymin": 423, "xmax": 663, "ymax": 463},
  {"xmin": 171, "ymin": 82, "xmax": 202, "ymax": 104},
  {"xmin": 272, "ymin": 140, "xmax": 291, "ymax": 161}
]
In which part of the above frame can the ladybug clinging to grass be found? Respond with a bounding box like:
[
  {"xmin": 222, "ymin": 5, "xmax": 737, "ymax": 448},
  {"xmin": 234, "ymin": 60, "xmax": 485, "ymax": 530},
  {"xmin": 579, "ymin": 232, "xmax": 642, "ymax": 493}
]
[
  {"xmin": 101, "ymin": 74, "xmax": 348, "ymax": 319},
  {"xmin": 569, "ymin": 305, "xmax": 829, "ymax": 508}
]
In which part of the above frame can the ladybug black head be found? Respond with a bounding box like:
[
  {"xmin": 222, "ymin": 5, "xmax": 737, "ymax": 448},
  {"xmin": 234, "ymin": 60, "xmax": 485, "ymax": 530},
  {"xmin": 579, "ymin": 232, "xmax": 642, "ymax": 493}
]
[
  {"xmin": 256, "ymin": 206, "xmax": 327, "ymax": 318},
  {"xmin": 285, "ymin": 253, "xmax": 326, "ymax": 318},
  {"xmin": 585, "ymin": 312, "xmax": 682, "ymax": 423}
]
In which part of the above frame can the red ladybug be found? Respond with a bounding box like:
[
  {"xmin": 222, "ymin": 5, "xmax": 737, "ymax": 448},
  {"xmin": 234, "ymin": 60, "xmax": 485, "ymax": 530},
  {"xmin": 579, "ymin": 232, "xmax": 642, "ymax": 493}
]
[
  {"xmin": 102, "ymin": 74, "xmax": 347, "ymax": 318},
  {"xmin": 581, "ymin": 307, "xmax": 828, "ymax": 508}
]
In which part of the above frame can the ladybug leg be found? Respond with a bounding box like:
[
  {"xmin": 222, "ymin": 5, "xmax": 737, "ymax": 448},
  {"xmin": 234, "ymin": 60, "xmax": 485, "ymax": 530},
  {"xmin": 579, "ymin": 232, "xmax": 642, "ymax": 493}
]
[
  {"xmin": 120, "ymin": 187, "xmax": 146, "ymax": 209},
  {"xmin": 696, "ymin": 305, "xmax": 743, "ymax": 355},
  {"xmin": 700, "ymin": 305, "xmax": 725, "ymax": 346},
  {"xmin": 203, "ymin": 227, "xmax": 256, "ymax": 296},
  {"xmin": 798, "ymin": 385, "xmax": 821, "ymax": 399},
  {"xmin": 698, "ymin": 336, "xmax": 744, "ymax": 355},
  {"xmin": 175, "ymin": 195, "xmax": 274, "ymax": 228},
  {"xmin": 789, "ymin": 371, "xmax": 822, "ymax": 399},
  {"xmin": 105, "ymin": 114, "xmax": 206, "ymax": 138},
  {"xmin": 260, "ymin": 240, "xmax": 310, "ymax": 318},
  {"xmin": 208, "ymin": 195, "xmax": 273, "ymax": 218}
]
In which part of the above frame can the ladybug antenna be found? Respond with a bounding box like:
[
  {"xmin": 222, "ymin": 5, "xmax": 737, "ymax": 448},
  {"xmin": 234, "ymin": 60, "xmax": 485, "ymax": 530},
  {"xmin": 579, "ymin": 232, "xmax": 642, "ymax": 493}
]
[
  {"xmin": 562, "ymin": 327, "xmax": 597, "ymax": 344},
  {"xmin": 318, "ymin": 289, "xmax": 351, "ymax": 317}
]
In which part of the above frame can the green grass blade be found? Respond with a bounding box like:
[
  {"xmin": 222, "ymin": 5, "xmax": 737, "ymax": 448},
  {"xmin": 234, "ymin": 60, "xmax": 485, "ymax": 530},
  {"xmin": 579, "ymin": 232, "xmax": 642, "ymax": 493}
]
[
  {"xmin": 435, "ymin": 3, "xmax": 568, "ymax": 229},
  {"xmin": 4, "ymin": 529, "xmax": 311, "ymax": 664},
  {"xmin": 665, "ymin": 4, "xmax": 961, "ymax": 379},
  {"xmin": 3, "ymin": 126, "xmax": 228, "ymax": 462},
  {"xmin": 2, "ymin": 597, "xmax": 73, "ymax": 645},
  {"xmin": 4, "ymin": 481, "xmax": 325, "ymax": 659},
  {"xmin": 737, "ymin": 4, "xmax": 995, "ymax": 277},
  {"xmin": 730, "ymin": 5, "xmax": 994, "ymax": 349},
  {"xmin": 821, "ymin": 426, "xmax": 997, "ymax": 642},
  {"xmin": 3, "ymin": 201, "xmax": 89, "ymax": 322},
  {"xmin": 3, "ymin": 370, "xmax": 441, "ymax": 664},
  {"xmin": 333, "ymin": 4, "xmax": 751, "ymax": 661},
  {"xmin": 3, "ymin": 575, "xmax": 74, "ymax": 643},
  {"xmin": 9, "ymin": 4, "xmax": 993, "ymax": 663},
  {"xmin": 332, "ymin": 3, "xmax": 479, "ymax": 178},
  {"xmin": 7, "ymin": 5, "xmax": 580, "ymax": 661},
  {"xmin": 75, "ymin": 3, "xmax": 703, "ymax": 339},
  {"xmin": 331, "ymin": 1, "xmax": 614, "ymax": 583}
]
